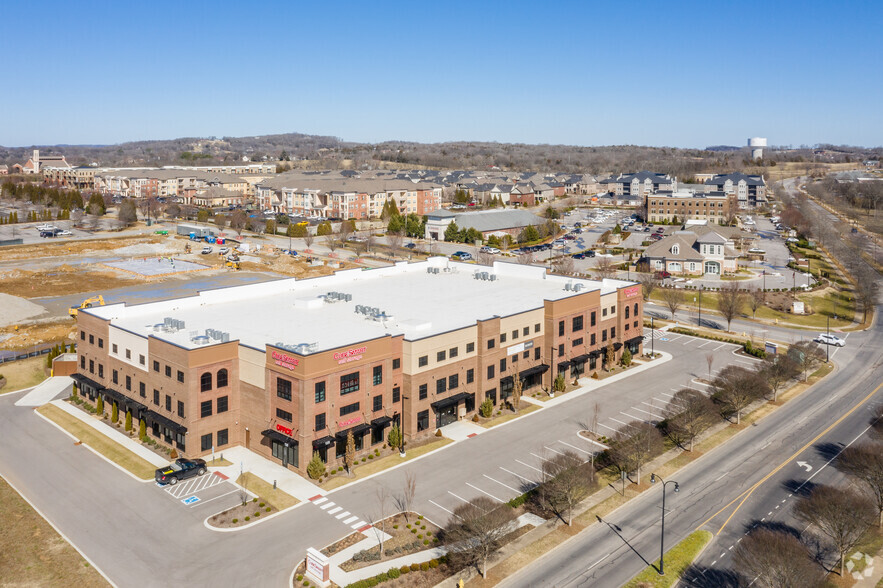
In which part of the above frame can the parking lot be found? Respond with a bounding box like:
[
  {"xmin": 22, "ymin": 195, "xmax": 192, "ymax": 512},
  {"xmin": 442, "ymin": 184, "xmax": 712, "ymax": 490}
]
[{"xmin": 157, "ymin": 471, "xmax": 243, "ymax": 512}]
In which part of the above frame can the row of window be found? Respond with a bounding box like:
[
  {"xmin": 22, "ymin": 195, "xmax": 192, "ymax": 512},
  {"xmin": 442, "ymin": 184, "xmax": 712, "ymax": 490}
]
[
  {"xmin": 419, "ymin": 342, "xmax": 477, "ymax": 367},
  {"xmin": 152, "ymin": 359, "xmax": 185, "ymax": 383},
  {"xmin": 201, "ymin": 428, "xmax": 229, "ymax": 451},
  {"xmin": 200, "ymin": 396, "xmax": 229, "ymax": 418}
]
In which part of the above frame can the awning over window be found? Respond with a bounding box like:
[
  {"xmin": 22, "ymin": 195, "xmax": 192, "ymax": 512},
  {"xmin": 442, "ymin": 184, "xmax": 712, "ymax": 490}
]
[
  {"xmin": 101, "ymin": 387, "xmax": 127, "ymax": 404},
  {"xmin": 431, "ymin": 391, "xmax": 472, "ymax": 411},
  {"xmin": 262, "ymin": 429, "xmax": 297, "ymax": 445},
  {"xmin": 571, "ymin": 354, "xmax": 590, "ymax": 364},
  {"xmin": 71, "ymin": 373, "xmax": 104, "ymax": 392},
  {"xmin": 625, "ymin": 336, "xmax": 644, "ymax": 346},
  {"xmin": 123, "ymin": 397, "xmax": 148, "ymax": 412},
  {"xmin": 371, "ymin": 416, "xmax": 393, "ymax": 429},
  {"xmin": 557, "ymin": 361, "xmax": 572, "ymax": 372},
  {"xmin": 519, "ymin": 364, "xmax": 549, "ymax": 378},
  {"xmin": 313, "ymin": 436, "xmax": 335, "ymax": 449},
  {"xmin": 144, "ymin": 410, "xmax": 187, "ymax": 434},
  {"xmin": 335, "ymin": 422, "xmax": 372, "ymax": 441}
]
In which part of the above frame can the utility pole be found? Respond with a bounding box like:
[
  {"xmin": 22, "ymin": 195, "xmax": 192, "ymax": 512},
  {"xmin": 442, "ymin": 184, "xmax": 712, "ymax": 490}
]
[
  {"xmin": 650, "ymin": 474, "xmax": 680, "ymax": 576},
  {"xmin": 651, "ymin": 317, "xmax": 655, "ymax": 357}
]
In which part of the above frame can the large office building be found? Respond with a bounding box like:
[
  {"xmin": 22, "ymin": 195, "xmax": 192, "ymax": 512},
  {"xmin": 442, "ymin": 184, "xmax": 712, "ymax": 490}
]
[
  {"xmin": 73, "ymin": 259, "xmax": 642, "ymax": 475},
  {"xmin": 644, "ymin": 190, "xmax": 735, "ymax": 224}
]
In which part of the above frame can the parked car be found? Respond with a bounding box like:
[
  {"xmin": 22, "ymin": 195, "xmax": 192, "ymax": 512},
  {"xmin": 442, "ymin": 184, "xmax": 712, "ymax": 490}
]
[
  {"xmin": 219, "ymin": 247, "xmax": 229, "ymax": 255},
  {"xmin": 643, "ymin": 227, "xmax": 651, "ymax": 232},
  {"xmin": 451, "ymin": 251, "xmax": 472, "ymax": 261},
  {"xmin": 155, "ymin": 458, "xmax": 208, "ymax": 485},
  {"xmin": 479, "ymin": 246, "xmax": 500, "ymax": 254},
  {"xmin": 58, "ymin": 230, "xmax": 72, "ymax": 236},
  {"xmin": 748, "ymin": 248, "xmax": 766, "ymax": 254},
  {"xmin": 404, "ymin": 242, "xmax": 417, "ymax": 249},
  {"xmin": 655, "ymin": 227, "xmax": 665, "ymax": 233},
  {"xmin": 656, "ymin": 270, "xmax": 671, "ymax": 279},
  {"xmin": 201, "ymin": 246, "xmax": 213, "ymax": 254},
  {"xmin": 36, "ymin": 224, "xmax": 57, "ymax": 232},
  {"xmin": 814, "ymin": 333, "xmax": 845, "ymax": 347},
  {"xmin": 572, "ymin": 252, "xmax": 586, "ymax": 259}
]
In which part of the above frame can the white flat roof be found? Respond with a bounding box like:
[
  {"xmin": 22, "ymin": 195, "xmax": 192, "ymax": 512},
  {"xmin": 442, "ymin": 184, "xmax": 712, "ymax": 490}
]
[{"xmin": 89, "ymin": 259, "xmax": 635, "ymax": 354}]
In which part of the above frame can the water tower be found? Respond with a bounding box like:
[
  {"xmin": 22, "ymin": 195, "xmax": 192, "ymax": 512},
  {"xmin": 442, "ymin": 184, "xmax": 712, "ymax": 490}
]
[{"xmin": 748, "ymin": 137, "xmax": 767, "ymax": 160}]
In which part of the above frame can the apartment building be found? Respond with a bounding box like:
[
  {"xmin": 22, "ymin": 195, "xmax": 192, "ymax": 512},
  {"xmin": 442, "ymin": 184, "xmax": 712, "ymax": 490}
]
[
  {"xmin": 600, "ymin": 171, "xmax": 676, "ymax": 197},
  {"xmin": 644, "ymin": 190, "xmax": 735, "ymax": 224},
  {"xmin": 704, "ymin": 173, "xmax": 767, "ymax": 208},
  {"xmin": 72, "ymin": 259, "xmax": 642, "ymax": 475}
]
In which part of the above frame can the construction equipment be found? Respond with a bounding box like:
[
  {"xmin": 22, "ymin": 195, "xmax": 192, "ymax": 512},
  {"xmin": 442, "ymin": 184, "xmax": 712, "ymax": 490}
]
[
  {"xmin": 69, "ymin": 295, "xmax": 106, "ymax": 317},
  {"xmin": 225, "ymin": 260, "xmax": 241, "ymax": 270}
]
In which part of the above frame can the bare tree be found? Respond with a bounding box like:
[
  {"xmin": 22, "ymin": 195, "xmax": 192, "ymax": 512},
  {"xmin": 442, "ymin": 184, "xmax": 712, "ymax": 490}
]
[
  {"xmin": 837, "ymin": 442, "xmax": 883, "ymax": 527},
  {"xmin": 733, "ymin": 528, "xmax": 824, "ymax": 588},
  {"xmin": 790, "ymin": 340, "xmax": 825, "ymax": 381},
  {"xmin": 386, "ymin": 230, "xmax": 404, "ymax": 259},
  {"xmin": 541, "ymin": 451, "xmax": 592, "ymax": 526},
  {"xmin": 793, "ymin": 485, "xmax": 875, "ymax": 577},
  {"xmin": 368, "ymin": 486, "xmax": 391, "ymax": 559},
  {"xmin": 477, "ymin": 251, "xmax": 495, "ymax": 266},
  {"xmin": 400, "ymin": 471, "xmax": 417, "ymax": 523},
  {"xmin": 637, "ymin": 272, "xmax": 660, "ymax": 301},
  {"xmin": 710, "ymin": 365, "xmax": 769, "ymax": 425},
  {"xmin": 509, "ymin": 366, "xmax": 523, "ymax": 413},
  {"xmin": 705, "ymin": 352, "xmax": 715, "ymax": 381},
  {"xmin": 363, "ymin": 231, "xmax": 375, "ymax": 254},
  {"xmin": 516, "ymin": 251, "xmax": 534, "ymax": 265},
  {"xmin": 665, "ymin": 388, "xmax": 716, "ymax": 451},
  {"xmin": 553, "ymin": 256, "xmax": 575, "ymax": 276},
  {"xmin": 338, "ymin": 219, "xmax": 354, "ymax": 244},
  {"xmin": 660, "ymin": 288, "xmax": 684, "ymax": 320},
  {"xmin": 717, "ymin": 283, "xmax": 744, "ymax": 331},
  {"xmin": 229, "ymin": 210, "xmax": 247, "ymax": 237},
  {"xmin": 594, "ymin": 256, "xmax": 617, "ymax": 279},
  {"xmin": 444, "ymin": 496, "xmax": 516, "ymax": 579},
  {"xmin": 303, "ymin": 229, "xmax": 315, "ymax": 251},
  {"xmin": 608, "ymin": 421, "xmax": 663, "ymax": 485},
  {"xmin": 749, "ymin": 285, "xmax": 765, "ymax": 318},
  {"xmin": 760, "ymin": 354, "xmax": 799, "ymax": 402}
]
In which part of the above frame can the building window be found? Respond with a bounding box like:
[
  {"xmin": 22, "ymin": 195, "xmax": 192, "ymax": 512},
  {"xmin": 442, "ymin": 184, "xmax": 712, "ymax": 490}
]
[
  {"xmin": 200, "ymin": 372, "xmax": 212, "ymax": 392},
  {"xmin": 314, "ymin": 381, "xmax": 325, "ymax": 403},
  {"xmin": 634, "ymin": 303, "xmax": 639, "ymax": 316},
  {"xmin": 573, "ymin": 315, "xmax": 584, "ymax": 331},
  {"xmin": 89, "ymin": 334, "xmax": 94, "ymax": 345},
  {"xmin": 512, "ymin": 329, "xmax": 518, "ymax": 340},
  {"xmin": 611, "ymin": 326, "xmax": 616, "ymax": 338},
  {"xmin": 499, "ymin": 358, "xmax": 506, "ymax": 373},
  {"xmin": 80, "ymin": 356, "xmax": 85, "ymax": 370},
  {"xmin": 625, "ymin": 306, "xmax": 630, "ymax": 319},
  {"xmin": 153, "ymin": 360, "xmax": 159, "ymax": 372},
  {"xmin": 139, "ymin": 354, "xmax": 145, "ymax": 366},
  {"xmin": 217, "ymin": 429, "xmax": 228, "ymax": 447},
  {"xmin": 315, "ymin": 413, "xmax": 326, "ymax": 431},
  {"xmin": 500, "ymin": 333, "xmax": 506, "ymax": 344},
  {"xmin": 125, "ymin": 349, "xmax": 130, "ymax": 359},
  {"xmin": 276, "ymin": 378, "xmax": 292, "ymax": 401},
  {"xmin": 392, "ymin": 387, "xmax": 400, "ymax": 403},
  {"xmin": 418, "ymin": 355, "xmax": 428, "ymax": 367},
  {"xmin": 177, "ymin": 401, "xmax": 184, "ymax": 417},
  {"xmin": 201, "ymin": 433, "xmax": 212, "ymax": 452},
  {"xmin": 535, "ymin": 323, "xmax": 541, "ymax": 333},
  {"xmin": 437, "ymin": 350, "xmax": 446, "ymax": 362},
  {"xmin": 139, "ymin": 381, "xmax": 145, "ymax": 397},
  {"xmin": 98, "ymin": 338, "xmax": 104, "ymax": 349},
  {"xmin": 591, "ymin": 311, "xmax": 596, "ymax": 326},
  {"xmin": 340, "ymin": 402, "xmax": 359, "ymax": 416},
  {"xmin": 81, "ymin": 331, "xmax": 85, "ymax": 341},
  {"xmin": 165, "ymin": 365, "xmax": 171, "ymax": 378},
  {"xmin": 449, "ymin": 347, "xmax": 458, "ymax": 358},
  {"xmin": 373, "ymin": 365, "xmax": 383, "ymax": 385},
  {"xmin": 487, "ymin": 339, "xmax": 495, "ymax": 349},
  {"xmin": 419, "ymin": 384, "xmax": 428, "ymax": 400},
  {"xmin": 558, "ymin": 321, "xmax": 564, "ymax": 336},
  {"xmin": 524, "ymin": 350, "xmax": 530, "ymax": 359},
  {"xmin": 373, "ymin": 395, "xmax": 382, "ymax": 412},
  {"xmin": 392, "ymin": 358, "xmax": 401, "ymax": 370},
  {"xmin": 165, "ymin": 395, "xmax": 171, "ymax": 411},
  {"xmin": 466, "ymin": 369, "xmax": 474, "ymax": 384},
  {"xmin": 340, "ymin": 372, "xmax": 359, "ymax": 395},
  {"xmin": 523, "ymin": 326, "xmax": 530, "ymax": 336},
  {"xmin": 201, "ymin": 400, "xmax": 212, "ymax": 418},
  {"xmin": 436, "ymin": 379, "xmax": 446, "ymax": 394},
  {"xmin": 466, "ymin": 342, "xmax": 475, "ymax": 353},
  {"xmin": 591, "ymin": 333, "xmax": 597, "ymax": 346},
  {"xmin": 602, "ymin": 329, "xmax": 608, "ymax": 342},
  {"xmin": 276, "ymin": 408, "xmax": 292, "ymax": 422},
  {"xmin": 602, "ymin": 308, "xmax": 608, "ymax": 317},
  {"xmin": 417, "ymin": 410, "xmax": 429, "ymax": 431},
  {"xmin": 177, "ymin": 370, "xmax": 184, "ymax": 383},
  {"xmin": 125, "ymin": 375, "xmax": 131, "ymax": 390},
  {"xmin": 558, "ymin": 344, "xmax": 564, "ymax": 357},
  {"xmin": 86, "ymin": 359, "xmax": 93, "ymax": 374},
  {"xmin": 487, "ymin": 365, "xmax": 494, "ymax": 379},
  {"xmin": 217, "ymin": 369, "xmax": 228, "ymax": 388},
  {"xmin": 217, "ymin": 396, "xmax": 228, "ymax": 413},
  {"xmin": 573, "ymin": 338, "xmax": 583, "ymax": 346},
  {"xmin": 153, "ymin": 389, "xmax": 159, "ymax": 406},
  {"xmin": 449, "ymin": 374, "xmax": 458, "ymax": 389}
]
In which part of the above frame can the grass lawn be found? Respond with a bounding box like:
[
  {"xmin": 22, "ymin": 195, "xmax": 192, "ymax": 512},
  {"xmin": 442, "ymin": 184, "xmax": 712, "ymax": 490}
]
[
  {"xmin": 36, "ymin": 404, "xmax": 156, "ymax": 480},
  {"xmin": 480, "ymin": 403, "xmax": 540, "ymax": 428},
  {"xmin": 320, "ymin": 438, "xmax": 454, "ymax": 491},
  {"xmin": 624, "ymin": 530, "xmax": 713, "ymax": 587},
  {"xmin": 205, "ymin": 457, "xmax": 233, "ymax": 467},
  {"xmin": 235, "ymin": 472, "xmax": 298, "ymax": 511},
  {"xmin": 0, "ymin": 356, "xmax": 47, "ymax": 394},
  {"xmin": 0, "ymin": 476, "xmax": 109, "ymax": 587}
]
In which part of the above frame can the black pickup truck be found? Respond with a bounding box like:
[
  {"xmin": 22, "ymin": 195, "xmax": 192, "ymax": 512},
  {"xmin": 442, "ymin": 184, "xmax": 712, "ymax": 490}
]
[{"xmin": 155, "ymin": 458, "xmax": 207, "ymax": 485}]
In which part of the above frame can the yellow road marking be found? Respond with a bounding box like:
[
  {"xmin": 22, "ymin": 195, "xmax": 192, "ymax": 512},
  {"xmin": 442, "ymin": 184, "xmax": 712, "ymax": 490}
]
[{"xmin": 696, "ymin": 380, "xmax": 883, "ymax": 535}]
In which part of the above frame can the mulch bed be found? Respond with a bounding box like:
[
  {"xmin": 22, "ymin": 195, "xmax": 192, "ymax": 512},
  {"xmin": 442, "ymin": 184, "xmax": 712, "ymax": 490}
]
[
  {"xmin": 321, "ymin": 531, "xmax": 364, "ymax": 557},
  {"xmin": 340, "ymin": 512, "xmax": 441, "ymax": 571},
  {"xmin": 208, "ymin": 497, "xmax": 278, "ymax": 528}
]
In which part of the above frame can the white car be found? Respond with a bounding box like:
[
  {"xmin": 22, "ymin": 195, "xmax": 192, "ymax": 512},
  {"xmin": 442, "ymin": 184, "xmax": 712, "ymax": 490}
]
[
  {"xmin": 479, "ymin": 246, "xmax": 500, "ymax": 254},
  {"xmin": 58, "ymin": 230, "xmax": 72, "ymax": 236},
  {"xmin": 36, "ymin": 224, "xmax": 57, "ymax": 231},
  {"xmin": 815, "ymin": 334, "xmax": 845, "ymax": 347},
  {"xmin": 748, "ymin": 248, "xmax": 766, "ymax": 254},
  {"xmin": 219, "ymin": 247, "xmax": 229, "ymax": 255}
]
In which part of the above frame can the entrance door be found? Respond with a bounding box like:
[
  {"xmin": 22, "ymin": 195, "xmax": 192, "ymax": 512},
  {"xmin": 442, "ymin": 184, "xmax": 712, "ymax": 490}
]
[
  {"xmin": 435, "ymin": 404, "xmax": 457, "ymax": 428},
  {"xmin": 245, "ymin": 428, "xmax": 250, "ymax": 449}
]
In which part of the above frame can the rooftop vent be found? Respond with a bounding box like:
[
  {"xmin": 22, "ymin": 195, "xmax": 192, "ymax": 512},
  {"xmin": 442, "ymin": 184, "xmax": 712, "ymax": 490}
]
[{"xmin": 324, "ymin": 291, "xmax": 352, "ymax": 303}]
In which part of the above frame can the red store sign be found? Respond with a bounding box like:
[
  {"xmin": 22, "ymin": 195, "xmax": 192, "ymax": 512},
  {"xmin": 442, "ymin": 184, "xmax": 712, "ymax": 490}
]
[
  {"xmin": 272, "ymin": 350, "xmax": 299, "ymax": 370},
  {"xmin": 338, "ymin": 416, "xmax": 362, "ymax": 429},
  {"xmin": 624, "ymin": 285, "xmax": 640, "ymax": 298},
  {"xmin": 333, "ymin": 346, "xmax": 367, "ymax": 365},
  {"xmin": 276, "ymin": 423, "xmax": 293, "ymax": 436}
]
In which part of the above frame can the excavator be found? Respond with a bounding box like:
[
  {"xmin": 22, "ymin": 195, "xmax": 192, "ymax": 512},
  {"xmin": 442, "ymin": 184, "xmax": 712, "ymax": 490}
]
[{"xmin": 69, "ymin": 295, "xmax": 106, "ymax": 317}]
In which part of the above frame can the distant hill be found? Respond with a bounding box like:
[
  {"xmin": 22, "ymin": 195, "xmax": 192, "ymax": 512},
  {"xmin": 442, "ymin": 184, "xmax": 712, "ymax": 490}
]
[{"xmin": 1, "ymin": 133, "xmax": 878, "ymax": 176}]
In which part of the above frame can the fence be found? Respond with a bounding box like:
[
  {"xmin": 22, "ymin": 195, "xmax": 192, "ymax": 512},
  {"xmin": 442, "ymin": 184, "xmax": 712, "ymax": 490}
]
[{"xmin": 0, "ymin": 344, "xmax": 60, "ymax": 364}]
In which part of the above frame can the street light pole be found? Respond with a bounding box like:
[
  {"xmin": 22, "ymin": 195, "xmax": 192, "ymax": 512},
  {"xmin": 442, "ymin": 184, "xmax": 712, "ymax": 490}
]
[
  {"xmin": 698, "ymin": 287, "xmax": 702, "ymax": 327},
  {"xmin": 651, "ymin": 316, "xmax": 655, "ymax": 357},
  {"xmin": 650, "ymin": 474, "xmax": 680, "ymax": 576},
  {"xmin": 826, "ymin": 315, "xmax": 830, "ymax": 363}
]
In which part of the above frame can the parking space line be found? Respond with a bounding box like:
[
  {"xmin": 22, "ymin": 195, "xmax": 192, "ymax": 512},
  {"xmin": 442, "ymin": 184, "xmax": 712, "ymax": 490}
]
[
  {"xmin": 609, "ymin": 417, "xmax": 630, "ymax": 427},
  {"xmin": 543, "ymin": 445, "xmax": 566, "ymax": 456},
  {"xmin": 691, "ymin": 380, "xmax": 711, "ymax": 387},
  {"xmin": 429, "ymin": 500, "xmax": 459, "ymax": 519},
  {"xmin": 466, "ymin": 482, "xmax": 503, "ymax": 502},
  {"xmin": 682, "ymin": 338, "xmax": 694, "ymax": 345},
  {"xmin": 558, "ymin": 440, "xmax": 590, "ymax": 454},
  {"xmin": 631, "ymin": 406, "xmax": 663, "ymax": 420},
  {"xmin": 500, "ymin": 466, "xmax": 537, "ymax": 485},
  {"xmin": 662, "ymin": 391, "xmax": 675, "ymax": 397},
  {"xmin": 516, "ymin": 459, "xmax": 544, "ymax": 474},
  {"xmin": 713, "ymin": 343, "xmax": 727, "ymax": 350},
  {"xmin": 620, "ymin": 411, "xmax": 644, "ymax": 421},
  {"xmin": 189, "ymin": 488, "xmax": 238, "ymax": 508},
  {"xmin": 597, "ymin": 422, "xmax": 618, "ymax": 432},
  {"xmin": 667, "ymin": 335, "xmax": 684, "ymax": 341},
  {"xmin": 448, "ymin": 491, "xmax": 470, "ymax": 504},
  {"xmin": 484, "ymin": 474, "xmax": 521, "ymax": 493},
  {"xmin": 697, "ymin": 341, "xmax": 714, "ymax": 348}
]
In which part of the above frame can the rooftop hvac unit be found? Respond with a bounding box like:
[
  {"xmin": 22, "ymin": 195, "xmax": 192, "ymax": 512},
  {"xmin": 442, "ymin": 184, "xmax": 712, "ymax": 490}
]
[
  {"xmin": 489, "ymin": 274, "xmax": 497, "ymax": 281},
  {"xmin": 574, "ymin": 284, "xmax": 584, "ymax": 292},
  {"xmin": 221, "ymin": 333, "xmax": 230, "ymax": 343},
  {"xmin": 564, "ymin": 283, "xmax": 572, "ymax": 291}
]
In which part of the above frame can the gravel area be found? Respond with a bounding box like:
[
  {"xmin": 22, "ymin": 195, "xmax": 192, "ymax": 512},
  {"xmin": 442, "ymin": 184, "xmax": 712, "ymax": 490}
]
[{"xmin": 0, "ymin": 293, "xmax": 48, "ymax": 327}]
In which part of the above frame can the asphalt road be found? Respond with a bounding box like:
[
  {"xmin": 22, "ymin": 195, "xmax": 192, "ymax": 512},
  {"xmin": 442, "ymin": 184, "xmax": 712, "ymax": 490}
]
[{"xmin": 502, "ymin": 289, "xmax": 882, "ymax": 586}]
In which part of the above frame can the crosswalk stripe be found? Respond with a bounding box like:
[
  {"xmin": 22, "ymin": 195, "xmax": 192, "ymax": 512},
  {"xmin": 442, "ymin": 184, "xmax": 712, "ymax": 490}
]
[
  {"xmin": 327, "ymin": 506, "xmax": 343, "ymax": 515},
  {"xmin": 335, "ymin": 511, "xmax": 351, "ymax": 519}
]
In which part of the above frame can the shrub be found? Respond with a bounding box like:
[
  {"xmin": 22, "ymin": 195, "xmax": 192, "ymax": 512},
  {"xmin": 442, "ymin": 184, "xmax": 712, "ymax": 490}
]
[
  {"xmin": 259, "ymin": 502, "xmax": 265, "ymax": 507},
  {"xmin": 296, "ymin": 575, "xmax": 303, "ymax": 581},
  {"xmin": 388, "ymin": 567, "xmax": 401, "ymax": 579},
  {"xmin": 480, "ymin": 398, "xmax": 494, "ymax": 418},
  {"xmin": 169, "ymin": 448, "xmax": 178, "ymax": 459},
  {"xmin": 472, "ymin": 414, "xmax": 479, "ymax": 422},
  {"xmin": 421, "ymin": 524, "xmax": 426, "ymax": 529},
  {"xmin": 303, "ymin": 581, "xmax": 309, "ymax": 587},
  {"xmin": 361, "ymin": 457, "xmax": 366, "ymax": 462},
  {"xmin": 406, "ymin": 524, "xmax": 411, "ymax": 529},
  {"xmin": 411, "ymin": 528, "xmax": 417, "ymax": 534},
  {"xmin": 254, "ymin": 512, "xmax": 260, "ymax": 517},
  {"xmin": 426, "ymin": 531, "xmax": 432, "ymax": 536},
  {"xmin": 591, "ymin": 371, "xmax": 599, "ymax": 379},
  {"xmin": 410, "ymin": 563, "xmax": 419, "ymax": 572},
  {"xmin": 400, "ymin": 565, "xmax": 410, "ymax": 574},
  {"xmin": 417, "ymin": 534, "xmax": 423, "ymax": 539},
  {"xmin": 307, "ymin": 451, "xmax": 325, "ymax": 480},
  {"xmin": 435, "ymin": 429, "xmax": 442, "ymax": 437},
  {"xmin": 423, "ymin": 539, "xmax": 429, "ymax": 545},
  {"xmin": 429, "ymin": 559, "xmax": 439, "ymax": 568},
  {"xmin": 253, "ymin": 498, "xmax": 258, "ymax": 503},
  {"xmin": 620, "ymin": 348, "xmax": 632, "ymax": 367},
  {"xmin": 417, "ymin": 515, "xmax": 423, "ymax": 520},
  {"xmin": 433, "ymin": 538, "xmax": 439, "ymax": 544},
  {"xmin": 265, "ymin": 507, "xmax": 271, "ymax": 512},
  {"xmin": 244, "ymin": 516, "xmax": 250, "ymax": 521},
  {"xmin": 232, "ymin": 518, "xmax": 238, "ymax": 524},
  {"xmin": 368, "ymin": 454, "xmax": 374, "ymax": 459},
  {"xmin": 393, "ymin": 524, "xmax": 398, "ymax": 529}
]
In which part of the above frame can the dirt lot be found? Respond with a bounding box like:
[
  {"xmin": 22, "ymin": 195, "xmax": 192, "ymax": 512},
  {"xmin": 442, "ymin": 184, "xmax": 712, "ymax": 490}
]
[
  {"xmin": 0, "ymin": 265, "xmax": 143, "ymax": 299},
  {"xmin": 0, "ymin": 320, "xmax": 77, "ymax": 351},
  {"xmin": 0, "ymin": 476, "xmax": 108, "ymax": 586},
  {"xmin": 0, "ymin": 234, "xmax": 170, "ymax": 261}
]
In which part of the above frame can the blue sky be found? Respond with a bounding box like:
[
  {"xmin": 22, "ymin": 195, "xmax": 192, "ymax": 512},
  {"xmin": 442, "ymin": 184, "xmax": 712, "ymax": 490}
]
[{"xmin": 2, "ymin": 0, "xmax": 881, "ymax": 148}]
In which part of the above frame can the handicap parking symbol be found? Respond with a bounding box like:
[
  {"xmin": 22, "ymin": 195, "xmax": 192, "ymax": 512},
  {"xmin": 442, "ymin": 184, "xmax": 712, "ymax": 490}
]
[
  {"xmin": 182, "ymin": 496, "xmax": 200, "ymax": 505},
  {"xmin": 659, "ymin": 337, "xmax": 670, "ymax": 341}
]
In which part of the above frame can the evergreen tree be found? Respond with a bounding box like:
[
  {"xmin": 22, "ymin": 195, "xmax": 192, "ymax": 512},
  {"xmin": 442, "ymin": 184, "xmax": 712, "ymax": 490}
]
[
  {"xmin": 444, "ymin": 222, "xmax": 460, "ymax": 242},
  {"xmin": 345, "ymin": 430, "xmax": 356, "ymax": 474},
  {"xmin": 139, "ymin": 418, "xmax": 147, "ymax": 441},
  {"xmin": 307, "ymin": 451, "xmax": 326, "ymax": 480},
  {"xmin": 111, "ymin": 402, "xmax": 119, "ymax": 423},
  {"xmin": 125, "ymin": 410, "xmax": 132, "ymax": 432},
  {"xmin": 96, "ymin": 395, "xmax": 104, "ymax": 416}
]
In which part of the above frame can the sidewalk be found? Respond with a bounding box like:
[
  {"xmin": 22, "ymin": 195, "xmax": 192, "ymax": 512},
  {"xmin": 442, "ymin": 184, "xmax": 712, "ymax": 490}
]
[
  {"xmin": 49, "ymin": 399, "xmax": 167, "ymax": 467},
  {"xmin": 14, "ymin": 376, "xmax": 72, "ymax": 407},
  {"xmin": 210, "ymin": 446, "xmax": 322, "ymax": 503},
  {"xmin": 439, "ymin": 420, "xmax": 485, "ymax": 441}
]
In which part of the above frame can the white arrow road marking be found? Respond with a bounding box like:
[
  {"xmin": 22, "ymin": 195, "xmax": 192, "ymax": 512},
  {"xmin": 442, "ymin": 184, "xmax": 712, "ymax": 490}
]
[{"xmin": 796, "ymin": 461, "xmax": 812, "ymax": 472}]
